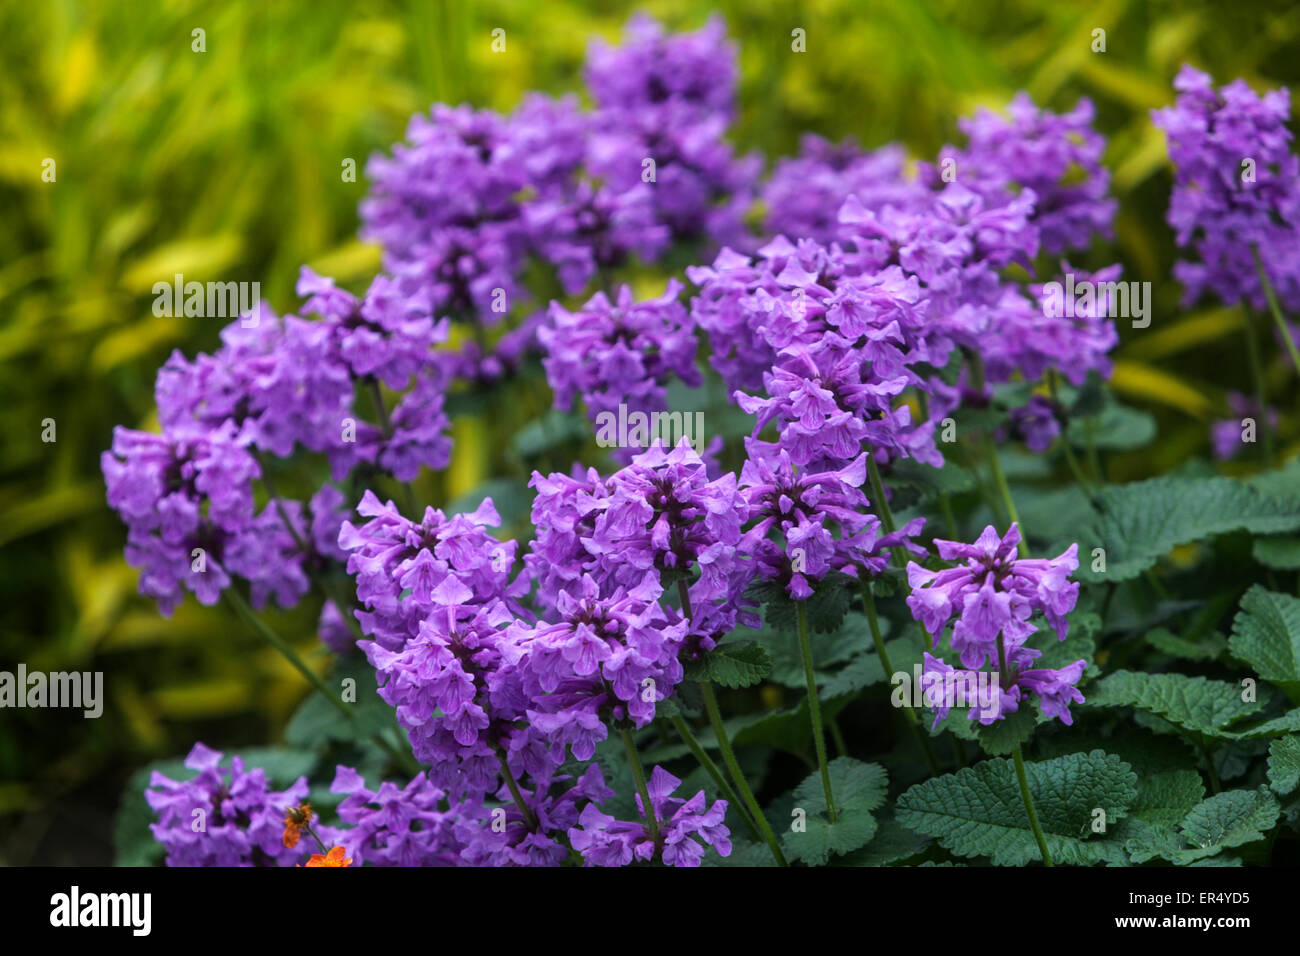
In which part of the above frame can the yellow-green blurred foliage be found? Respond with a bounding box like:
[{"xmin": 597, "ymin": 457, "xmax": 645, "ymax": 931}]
[{"xmin": 1, "ymin": 0, "xmax": 1297, "ymax": 861}]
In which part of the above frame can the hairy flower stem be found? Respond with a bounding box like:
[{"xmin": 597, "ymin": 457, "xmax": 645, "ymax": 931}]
[
  {"xmin": 696, "ymin": 684, "xmax": 788, "ymax": 866},
  {"xmin": 1012, "ymin": 743, "xmax": 1053, "ymax": 867},
  {"xmin": 1045, "ymin": 371, "xmax": 1100, "ymax": 503},
  {"xmin": 1239, "ymin": 305, "xmax": 1276, "ymax": 467},
  {"xmin": 865, "ymin": 454, "xmax": 909, "ymax": 570},
  {"xmin": 223, "ymin": 587, "xmax": 419, "ymax": 775},
  {"xmin": 796, "ymin": 600, "xmax": 837, "ymax": 822},
  {"xmin": 675, "ymin": 577, "xmax": 784, "ymax": 861},
  {"xmin": 1253, "ymin": 243, "xmax": 1300, "ymax": 375},
  {"xmin": 916, "ymin": 391, "xmax": 959, "ymax": 537},
  {"xmin": 669, "ymin": 714, "xmax": 758, "ymax": 840},
  {"xmin": 494, "ymin": 749, "xmax": 538, "ymax": 830},
  {"xmin": 620, "ymin": 727, "xmax": 660, "ymax": 843},
  {"xmin": 997, "ymin": 634, "xmax": 1051, "ymax": 866},
  {"xmin": 985, "ymin": 439, "xmax": 1028, "ymax": 558},
  {"xmin": 860, "ymin": 580, "xmax": 939, "ymax": 775}
]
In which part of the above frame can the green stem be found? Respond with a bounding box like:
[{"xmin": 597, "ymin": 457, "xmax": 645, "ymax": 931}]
[
  {"xmin": 367, "ymin": 378, "xmax": 420, "ymax": 516},
  {"xmin": 985, "ymin": 439, "xmax": 1028, "ymax": 557},
  {"xmin": 796, "ymin": 601, "xmax": 837, "ymax": 822},
  {"xmin": 495, "ymin": 748, "xmax": 538, "ymax": 830},
  {"xmin": 670, "ymin": 714, "xmax": 758, "ymax": 840},
  {"xmin": 225, "ymin": 588, "xmax": 347, "ymax": 716},
  {"xmin": 1252, "ymin": 243, "xmax": 1300, "ymax": 375},
  {"xmin": 860, "ymin": 579, "xmax": 939, "ymax": 775},
  {"xmin": 865, "ymin": 454, "xmax": 911, "ymax": 571},
  {"xmin": 698, "ymin": 682, "xmax": 787, "ymax": 866},
  {"xmin": 997, "ymin": 632, "xmax": 1050, "ymax": 866},
  {"xmin": 1239, "ymin": 302, "xmax": 1276, "ymax": 467},
  {"xmin": 865, "ymin": 455, "xmax": 896, "ymax": 535},
  {"xmin": 223, "ymin": 588, "xmax": 418, "ymax": 775},
  {"xmin": 620, "ymin": 727, "xmax": 660, "ymax": 844},
  {"xmin": 1084, "ymin": 418, "xmax": 1103, "ymax": 485},
  {"xmin": 1012, "ymin": 743, "xmax": 1053, "ymax": 867}
]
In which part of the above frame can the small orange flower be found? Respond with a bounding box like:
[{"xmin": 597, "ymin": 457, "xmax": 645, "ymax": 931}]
[
  {"xmin": 304, "ymin": 846, "xmax": 353, "ymax": 868},
  {"xmin": 283, "ymin": 802, "xmax": 313, "ymax": 849}
]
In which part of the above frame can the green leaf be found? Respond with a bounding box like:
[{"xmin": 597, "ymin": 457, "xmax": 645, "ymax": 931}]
[
  {"xmin": 782, "ymin": 758, "xmax": 889, "ymax": 866},
  {"xmin": 284, "ymin": 656, "xmax": 395, "ymax": 749},
  {"xmin": 1146, "ymin": 627, "xmax": 1228, "ymax": 662},
  {"xmin": 1085, "ymin": 671, "xmax": 1262, "ymax": 738},
  {"xmin": 687, "ymin": 641, "xmax": 772, "ymax": 689},
  {"xmin": 1253, "ymin": 536, "xmax": 1300, "ymax": 570},
  {"xmin": 896, "ymin": 750, "xmax": 1138, "ymax": 865},
  {"xmin": 1128, "ymin": 769, "xmax": 1206, "ymax": 831},
  {"xmin": 1129, "ymin": 788, "xmax": 1280, "ymax": 864},
  {"xmin": 1067, "ymin": 397, "xmax": 1157, "ymax": 451},
  {"xmin": 976, "ymin": 708, "xmax": 1037, "ymax": 756},
  {"xmin": 1267, "ymin": 736, "xmax": 1300, "ymax": 795},
  {"xmin": 1077, "ymin": 476, "xmax": 1300, "ymax": 582},
  {"xmin": 1230, "ymin": 585, "xmax": 1300, "ymax": 683},
  {"xmin": 829, "ymin": 814, "xmax": 929, "ymax": 866}
]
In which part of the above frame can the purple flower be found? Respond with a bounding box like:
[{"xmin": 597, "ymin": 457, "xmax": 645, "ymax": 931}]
[
  {"xmin": 585, "ymin": 14, "xmax": 738, "ymax": 116},
  {"xmin": 764, "ymin": 137, "xmax": 915, "ymax": 244},
  {"xmin": 455, "ymin": 764, "xmax": 613, "ymax": 867},
  {"xmin": 339, "ymin": 490, "xmax": 527, "ymax": 650},
  {"xmin": 568, "ymin": 765, "xmax": 731, "ymax": 867},
  {"xmin": 1211, "ymin": 392, "xmax": 1278, "ymax": 460},
  {"xmin": 906, "ymin": 524, "xmax": 1079, "ymax": 670},
  {"xmin": 100, "ymin": 424, "xmax": 315, "ymax": 614},
  {"xmin": 932, "ymin": 93, "xmax": 1115, "ymax": 254},
  {"xmin": 1007, "ymin": 395, "xmax": 1062, "ymax": 452},
  {"xmin": 1153, "ymin": 65, "xmax": 1300, "ymax": 312},
  {"xmin": 539, "ymin": 282, "xmax": 701, "ymax": 460},
  {"xmin": 145, "ymin": 743, "xmax": 312, "ymax": 867},
  {"xmin": 738, "ymin": 445, "xmax": 912, "ymax": 600},
  {"xmin": 507, "ymin": 572, "xmax": 690, "ymax": 740},
  {"xmin": 330, "ymin": 766, "xmax": 467, "ymax": 866}
]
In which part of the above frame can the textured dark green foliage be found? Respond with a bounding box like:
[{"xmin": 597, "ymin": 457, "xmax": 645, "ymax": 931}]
[
  {"xmin": 782, "ymin": 759, "xmax": 889, "ymax": 866},
  {"xmin": 1077, "ymin": 476, "xmax": 1300, "ymax": 582},
  {"xmin": 896, "ymin": 750, "xmax": 1138, "ymax": 865}
]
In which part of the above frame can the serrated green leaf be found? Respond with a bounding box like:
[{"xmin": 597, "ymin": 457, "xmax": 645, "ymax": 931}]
[
  {"xmin": 1146, "ymin": 627, "xmax": 1228, "ymax": 662},
  {"xmin": 1181, "ymin": 788, "xmax": 1278, "ymax": 856},
  {"xmin": 1086, "ymin": 671, "xmax": 1262, "ymax": 738},
  {"xmin": 896, "ymin": 749, "xmax": 1138, "ymax": 865},
  {"xmin": 1230, "ymin": 585, "xmax": 1300, "ymax": 684},
  {"xmin": 1129, "ymin": 769, "xmax": 1206, "ymax": 831},
  {"xmin": 1253, "ymin": 536, "xmax": 1300, "ymax": 570},
  {"xmin": 1067, "ymin": 398, "xmax": 1156, "ymax": 451},
  {"xmin": 1267, "ymin": 736, "xmax": 1300, "ymax": 795},
  {"xmin": 976, "ymin": 707, "xmax": 1037, "ymax": 756},
  {"xmin": 782, "ymin": 758, "xmax": 888, "ymax": 865},
  {"xmin": 1126, "ymin": 787, "xmax": 1279, "ymax": 864},
  {"xmin": 829, "ymin": 814, "xmax": 929, "ymax": 866},
  {"xmin": 1077, "ymin": 476, "xmax": 1300, "ymax": 582},
  {"xmin": 688, "ymin": 641, "xmax": 772, "ymax": 689}
]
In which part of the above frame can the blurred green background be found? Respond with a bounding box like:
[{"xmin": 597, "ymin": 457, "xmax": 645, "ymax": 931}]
[{"xmin": 1, "ymin": 0, "xmax": 1297, "ymax": 864}]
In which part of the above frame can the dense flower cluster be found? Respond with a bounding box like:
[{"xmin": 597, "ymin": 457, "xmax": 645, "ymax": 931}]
[
  {"xmin": 540, "ymin": 281, "xmax": 701, "ymax": 460},
  {"xmin": 907, "ymin": 525, "xmax": 1086, "ymax": 726},
  {"xmin": 146, "ymin": 744, "xmax": 316, "ymax": 867},
  {"xmin": 1153, "ymin": 64, "xmax": 1300, "ymax": 311},
  {"xmin": 119, "ymin": 15, "xmax": 1235, "ymax": 870},
  {"xmin": 569, "ymin": 766, "xmax": 731, "ymax": 867}
]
